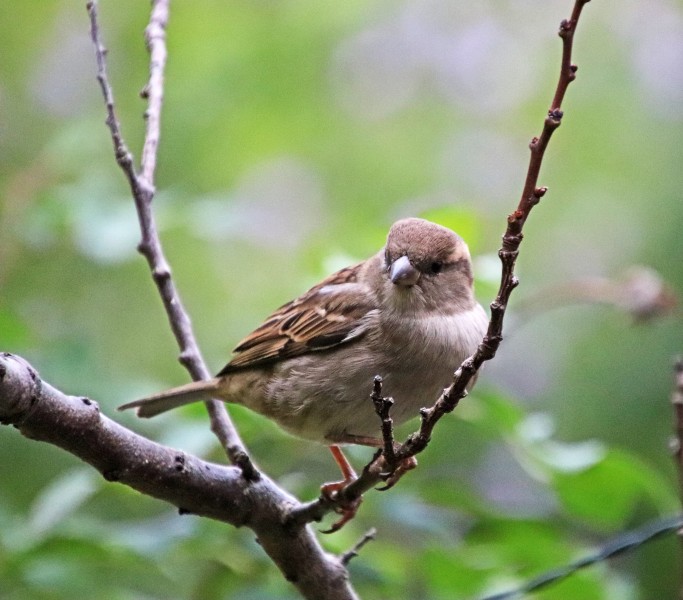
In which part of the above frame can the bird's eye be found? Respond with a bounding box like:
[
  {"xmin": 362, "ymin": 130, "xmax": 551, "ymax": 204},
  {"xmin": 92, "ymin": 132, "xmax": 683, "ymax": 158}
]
[{"xmin": 430, "ymin": 261, "xmax": 443, "ymax": 274}]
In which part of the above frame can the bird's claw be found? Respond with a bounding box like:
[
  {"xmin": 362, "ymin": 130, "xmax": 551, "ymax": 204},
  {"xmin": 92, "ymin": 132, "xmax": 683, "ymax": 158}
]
[
  {"xmin": 375, "ymin": 456, "xmax": 417, "ymax": 491},
  {"xmin": 320, "ymin": 480, "xmax": 362, "ymax": 534}
]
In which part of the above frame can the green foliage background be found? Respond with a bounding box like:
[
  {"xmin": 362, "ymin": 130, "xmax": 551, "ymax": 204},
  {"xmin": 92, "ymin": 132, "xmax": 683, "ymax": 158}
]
[{"xmin": 1, "ymin": 1, "xmax": 682, "ymax": 598}]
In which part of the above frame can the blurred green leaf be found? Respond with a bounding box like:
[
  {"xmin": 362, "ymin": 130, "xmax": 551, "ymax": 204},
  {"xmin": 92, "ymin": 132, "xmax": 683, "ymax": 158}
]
[
  {"xmin": 26, "ymin": 468, "xmax": 98, "ymax": 541},
  {"xmin": 553, "ymin": 449, "xmax": 678, "ymax": 529}
]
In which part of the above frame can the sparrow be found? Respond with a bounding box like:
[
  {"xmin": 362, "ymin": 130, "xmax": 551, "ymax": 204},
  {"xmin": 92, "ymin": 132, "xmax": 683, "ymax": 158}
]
[{"xmin": 120, "ymin": 217, "xmax": 488, "ymax": 526}]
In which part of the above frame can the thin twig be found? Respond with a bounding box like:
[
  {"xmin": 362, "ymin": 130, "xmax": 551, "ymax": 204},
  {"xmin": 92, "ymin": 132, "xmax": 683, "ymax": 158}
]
[
  {"xmin": 340, "ymin": 528, "xmax": 377, "ymax": 566},
  {"xmin": 396, "ymin": 0, "xmax": 592, "ymax": 461},
  {"xmin": 671, "ymin": 357, "xmax": 683, "ymax": 595},
  {"xmin": 85, "ymin": 0, "xmax": 249, "ymax": 468},
  {"xmin": 479, "ymin": 514, "xmax": 683, "ymax": 600},
  {"xmin": 672, "ymin": 359, "xmax": 683, "ymax": 500},
  {"xmin": 371, "ymin": 376, "xmax": 396, "ymax": 467},
  {"xmin": 296, "ymin": 0, "xmax": 592, "ymax": 524},
  {"xmin": 139, "ymin": 0, "xmax": 167, "ymax": 187}
]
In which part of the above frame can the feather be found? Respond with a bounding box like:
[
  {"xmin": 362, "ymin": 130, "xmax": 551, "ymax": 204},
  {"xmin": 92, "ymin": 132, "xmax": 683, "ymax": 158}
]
[
  {"xmin": 217, "ymin": 262, "xmax": 377, "ymax": 374},
  {"xmin": 118, "ymin": 378, "xmax": 221, "ymax": 418}
]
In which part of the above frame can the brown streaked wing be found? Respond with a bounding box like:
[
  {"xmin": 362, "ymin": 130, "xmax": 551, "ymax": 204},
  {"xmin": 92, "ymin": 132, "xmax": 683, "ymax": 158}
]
[{"xmin": 217, "ymin": 262, "xmax": 376, "ymax": 374}]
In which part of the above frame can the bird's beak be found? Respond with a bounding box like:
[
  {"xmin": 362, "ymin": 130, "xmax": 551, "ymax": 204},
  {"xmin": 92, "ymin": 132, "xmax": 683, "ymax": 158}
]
[{"xmin": 390, "ymin": 255, "xmax": 420, "ymax": 286}]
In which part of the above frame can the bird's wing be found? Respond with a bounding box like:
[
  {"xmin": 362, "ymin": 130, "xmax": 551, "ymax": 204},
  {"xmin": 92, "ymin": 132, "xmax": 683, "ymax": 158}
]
[{"xmin": 217, "ymin": 262, "xmax": 379, "ymax": 374}]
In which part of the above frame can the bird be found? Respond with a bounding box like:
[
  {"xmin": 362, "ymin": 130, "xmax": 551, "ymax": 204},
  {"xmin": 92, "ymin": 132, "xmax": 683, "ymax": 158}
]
[{"xmin": 120, "ymin": 217, "xmax": 488, "ymax": 528}]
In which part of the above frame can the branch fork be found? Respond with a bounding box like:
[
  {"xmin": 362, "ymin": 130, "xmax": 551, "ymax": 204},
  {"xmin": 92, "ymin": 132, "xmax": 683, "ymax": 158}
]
[{"xmin": 86, "ymin": 0, "xmax": 248, "ymax": 470}]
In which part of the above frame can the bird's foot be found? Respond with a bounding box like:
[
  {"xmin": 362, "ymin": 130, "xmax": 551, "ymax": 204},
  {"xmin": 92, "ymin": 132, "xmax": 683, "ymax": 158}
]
[
  {"xmin": 319, "ymin": 479, "xmax": 363, "ymax": 534},
  {"xmin": 376, "ymin": 456, "xmax": 417, "ymax": 491}
]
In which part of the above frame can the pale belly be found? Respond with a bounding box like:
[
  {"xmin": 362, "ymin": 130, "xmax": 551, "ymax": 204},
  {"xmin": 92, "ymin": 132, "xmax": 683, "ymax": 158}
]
[{"xmin": 262, "ymin": 305, "xmax": 487, "ymax": 444}]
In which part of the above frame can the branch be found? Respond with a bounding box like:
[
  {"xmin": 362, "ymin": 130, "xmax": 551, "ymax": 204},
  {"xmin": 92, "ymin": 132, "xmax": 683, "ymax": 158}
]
[
  {"xmin": 292, "ymin": 0, "xmax": 593, "ymax": 524},
  {"xmin": 512, "ymin": 267, "xmax": 678, "ymax": 325},
  {"xmin": 671, "ymin": 357, "xmax": 683, "ymax": 597},
  {"xmin": 86, "ymin": 1, "xmax": 247, "ymax": 466},
  {"xmin": 480, "ymin": 514, "xmax": 683, "ymax": 600},
  {"xmin": 673, "ymin": 359, "xmax": 683, "ymax": 501},
  {"xmin": 340, "ymin": 528, "xmax": 377, "ymax": 566},
  {"xmin": 405, "ymin": 0, "xmax": 592, "ymax": 457},
  {"xmin": 0, "ymin": 353, "xmax": 358, "ymax": 600}
]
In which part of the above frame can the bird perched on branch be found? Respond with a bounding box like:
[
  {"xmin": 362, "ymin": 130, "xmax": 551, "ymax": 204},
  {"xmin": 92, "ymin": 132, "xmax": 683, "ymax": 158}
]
[{"xmin": 120, "ymin": 217, "xmax": 488, "ymax": 528}]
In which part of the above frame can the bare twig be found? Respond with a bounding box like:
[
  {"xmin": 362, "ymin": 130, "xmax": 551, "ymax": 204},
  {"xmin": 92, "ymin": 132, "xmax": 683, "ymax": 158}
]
[
  {"xmin": 479, "ymin": 514, "xmax": 683, "ymax": 600},
  {"xmin": 512, "ymin": 267, "xmax": 678, "ymax": 325},
  {"xmin": 139, "ymin": 0, "xmax": 167, "ymax": 186},
  {"xmin": 672, "ymin": 359, "xmax": 683, "ymax": 502},
  {"xmin": 340, "ymin": 528, "xmax": 377, "ymax": 566},
  {"xmin": 371, "ymin": 376, "xmax": 397, "ymax": 467},
  {"xmin": 671, "ymin": 357, "xmax": 683, "ymax": 597},
  {"xmin": 86, "ymin": 1, "xmax": 248, "ymax": 467},
  {"xmin": 402, "ymin": 0, "xmax": 592, "ymax": 459},
  {"xmin": 298, "ymin": 0, "xmax": 593, "ymax": 523}
]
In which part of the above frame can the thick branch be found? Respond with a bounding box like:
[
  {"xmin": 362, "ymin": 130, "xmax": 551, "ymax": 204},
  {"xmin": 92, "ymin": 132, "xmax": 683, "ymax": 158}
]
[
  {"xmin": 0, "ymin": 353, "xmax": 357, "ymax": 600},
  {"xmin": 86, "ymin": 0, "xmax": 246, "ymax": 464}
]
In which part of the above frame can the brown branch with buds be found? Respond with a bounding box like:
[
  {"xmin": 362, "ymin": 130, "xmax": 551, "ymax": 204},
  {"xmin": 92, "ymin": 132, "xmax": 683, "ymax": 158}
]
[
  {"xmin": 413, "ymin": 0, "xmax": 592, "ymax": 443},
  {"xmin": 86, "ymin": 0, "xmax": 247, "ymax": 468},
  {"xmin": 298, "ymin": 0, "xmax": 593, "ymax": 522},
  {"xmin": 668, "ymin": 359, "xmax": 683, "ymax": 599},
  {"xmin": 671, "ymin": 359, "xmax": 683, "ymax": 513}
]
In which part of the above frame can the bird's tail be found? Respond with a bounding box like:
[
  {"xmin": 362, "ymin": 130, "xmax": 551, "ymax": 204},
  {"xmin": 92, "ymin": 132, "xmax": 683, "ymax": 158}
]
[{"xmin": 118, "ymin": 378, "xmax": 222, "ymax": 418}]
